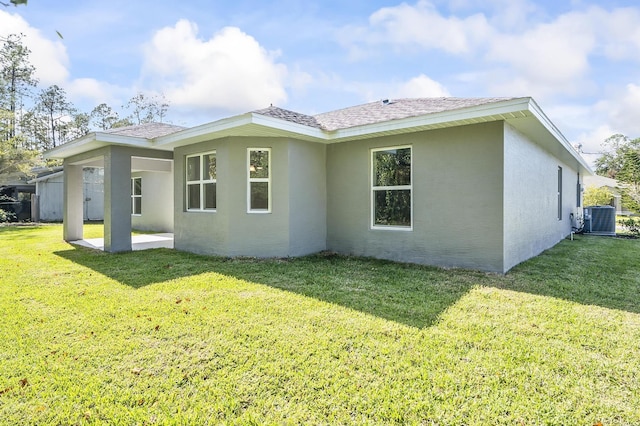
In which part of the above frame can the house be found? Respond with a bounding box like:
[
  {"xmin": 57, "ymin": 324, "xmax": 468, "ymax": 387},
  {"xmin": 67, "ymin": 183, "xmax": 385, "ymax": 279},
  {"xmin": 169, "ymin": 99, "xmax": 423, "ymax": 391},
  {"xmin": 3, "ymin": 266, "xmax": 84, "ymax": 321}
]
[
  {"xmin": 45, "ymin": 97, "xmax": 592, "ymax": 273},
  {"xmin": 583, "ymin": 174, "xmax": 631, "ymax": 215},
  {"xmin": 28, "ymin": 167, "xmax": 105, "ymax": 222}
]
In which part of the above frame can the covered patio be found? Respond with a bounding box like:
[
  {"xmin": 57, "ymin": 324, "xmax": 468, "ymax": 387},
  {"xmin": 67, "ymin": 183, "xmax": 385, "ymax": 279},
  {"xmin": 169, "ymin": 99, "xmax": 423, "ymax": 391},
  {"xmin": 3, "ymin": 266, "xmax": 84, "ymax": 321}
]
[
  {"xmin": 71, "ymin": 232, "xmax": 174, "ymax": 251},
  {"xmin": 43, "ymin": 123, "xmax": 183, "ymax": 253}
]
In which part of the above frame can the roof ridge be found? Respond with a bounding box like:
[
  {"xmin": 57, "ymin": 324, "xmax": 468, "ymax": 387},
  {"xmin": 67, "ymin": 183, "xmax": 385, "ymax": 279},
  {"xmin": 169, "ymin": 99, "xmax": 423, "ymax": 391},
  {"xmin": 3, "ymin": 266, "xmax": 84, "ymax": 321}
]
[
  {"xmin": 251, "ymin": 97, "xmax": 525, "ymax": 132},
  {"xmin": 252, "ymin": 105, "xmax": 322, "ymax": 129}
]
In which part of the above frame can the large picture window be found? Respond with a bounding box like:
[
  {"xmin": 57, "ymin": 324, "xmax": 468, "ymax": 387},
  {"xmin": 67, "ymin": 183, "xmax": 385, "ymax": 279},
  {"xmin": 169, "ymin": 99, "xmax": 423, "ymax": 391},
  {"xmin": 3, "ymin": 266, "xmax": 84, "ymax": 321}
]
[
  {"xmin": 131, "ymin": 177, "xmax": 142, "ymax": 216},
  {"xmin": 186, "ymin": 152, "xmax": 216, "ymax": 211},
  {"xmin": 371, "ymin": 146, "xmax": 412, "ymax": 229},
  {"xmin": 248, "ymin": 148, "xmax": 271, "ymax": 213}
]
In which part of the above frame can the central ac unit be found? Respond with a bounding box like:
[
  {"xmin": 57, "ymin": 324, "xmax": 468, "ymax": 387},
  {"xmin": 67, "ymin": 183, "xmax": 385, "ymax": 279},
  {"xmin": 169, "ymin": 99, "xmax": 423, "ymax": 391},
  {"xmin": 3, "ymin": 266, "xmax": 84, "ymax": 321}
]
[{"xmin": 585, "ymin": 205, "xmax": 616, "ymax": 235}]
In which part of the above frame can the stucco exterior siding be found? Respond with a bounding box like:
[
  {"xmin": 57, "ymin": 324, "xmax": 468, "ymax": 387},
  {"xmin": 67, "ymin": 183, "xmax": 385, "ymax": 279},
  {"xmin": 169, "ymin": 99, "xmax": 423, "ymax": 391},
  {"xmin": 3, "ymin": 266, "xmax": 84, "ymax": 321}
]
[
  {"xmin": 131, "ymin": 170, "xmax": 173, "ymax": 232},
  {"xmin": 327, "ymin": 122, "xmax": 505, "ymax": 272},
  {"xmin": 174, "ymin": 137, "xmax": 326, "ymax": 258},
  {"xmin": 50, "ymin": 98, "xmax": 592, "ymax": 271},
  {"xmin": 173, "ymin": 139, "xmax": 231, "ymax": 256},
  {"xmin": 225, "ymin": 138, "xmax": 290, "ymax": 257},
  {"xmin": 502, "ymin": 123, "xmax": 579, "ymax": 271},
  {"xmin": 288, "ymin": 140, "xmax": 327, "ymax": 256}
]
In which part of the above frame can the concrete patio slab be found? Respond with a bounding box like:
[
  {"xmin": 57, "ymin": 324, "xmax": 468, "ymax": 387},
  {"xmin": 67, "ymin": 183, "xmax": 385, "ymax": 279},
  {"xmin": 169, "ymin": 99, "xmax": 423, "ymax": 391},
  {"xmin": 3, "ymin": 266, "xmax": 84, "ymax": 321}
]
[{"xmin": 71, "ymin": 233, "xmax": 174, "ymax": 251}]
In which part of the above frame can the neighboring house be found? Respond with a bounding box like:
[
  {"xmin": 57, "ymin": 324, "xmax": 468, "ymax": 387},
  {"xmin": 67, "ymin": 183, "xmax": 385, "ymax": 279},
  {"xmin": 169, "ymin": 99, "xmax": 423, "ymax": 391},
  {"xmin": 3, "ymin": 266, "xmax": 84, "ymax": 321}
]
[
  {"xmin": 45, "ymin": 97, "xmax": 591, "ymax": 273},
  {"xmin": 583, "ymin": 174, "xmax": 630, "ymax": 215},
  {"xmin": 29, "ymin": 167, "xmax": 105, "ymax": 222}
]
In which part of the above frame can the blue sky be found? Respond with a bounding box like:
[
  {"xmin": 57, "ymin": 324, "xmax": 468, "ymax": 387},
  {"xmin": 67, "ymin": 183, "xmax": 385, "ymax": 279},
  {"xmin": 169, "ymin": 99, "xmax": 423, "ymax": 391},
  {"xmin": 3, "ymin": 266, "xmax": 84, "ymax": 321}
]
[{"xmin": 2, "ymin": 0, "xmax": 640, "ymax": 164}]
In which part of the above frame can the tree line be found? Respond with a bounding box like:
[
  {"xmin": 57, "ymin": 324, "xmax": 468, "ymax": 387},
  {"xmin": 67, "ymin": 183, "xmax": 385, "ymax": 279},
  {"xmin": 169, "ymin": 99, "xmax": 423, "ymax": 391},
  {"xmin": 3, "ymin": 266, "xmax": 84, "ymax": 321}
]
[
  {"xmin": 0, "ymin": 33, "xmax": 170, "ymax": 181},
  {"xmin": 587, "ymin": 134, "xmax": 640, "ymax": 211}
]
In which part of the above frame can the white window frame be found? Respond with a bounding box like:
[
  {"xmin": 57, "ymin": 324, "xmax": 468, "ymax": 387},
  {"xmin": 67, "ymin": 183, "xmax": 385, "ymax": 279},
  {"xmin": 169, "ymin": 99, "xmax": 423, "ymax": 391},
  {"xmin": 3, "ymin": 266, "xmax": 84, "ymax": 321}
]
[
  {"xmin": 558, "ymin": 166, "xmax": 563, "ymax": 220},
  {"xmin": 247, "ymin": 148, "xmax": 271, "ymax": 214},
  {"xmin": 186, "ymin": 151, "xmax": 217, "ymax": 212},
  {"xmin": 131, "ymin": 176, "xmax": 142, "ymax": 216},
  {"xmin": 371, "ymin": 145, "xmax": 413, "ymax": 231}
]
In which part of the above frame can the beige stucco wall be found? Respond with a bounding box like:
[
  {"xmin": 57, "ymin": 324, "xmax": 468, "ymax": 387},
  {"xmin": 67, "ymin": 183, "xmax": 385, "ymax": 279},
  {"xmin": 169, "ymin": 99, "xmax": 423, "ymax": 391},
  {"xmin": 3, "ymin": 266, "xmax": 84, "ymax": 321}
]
[
  {"xmin": 169, "ymin": 121, "xmax": 581, "ymax": 273},
  {"xmin": 288, "ymin": 140, "xmax": 327, "ymax": 256},
  {"xmin": 173, "ymin": 137, "xmax": 327, "ymax": 257},
  {"xmin": 326, "ymin": 121, "xmax": 506, "ymax": 272},
  {"xmin": 131, "ymin": 170, "xmax": 173, "ymax": 232},
  {"xmin": 503, "ymin": 123, "xmax": 579, "ymax": 271}
]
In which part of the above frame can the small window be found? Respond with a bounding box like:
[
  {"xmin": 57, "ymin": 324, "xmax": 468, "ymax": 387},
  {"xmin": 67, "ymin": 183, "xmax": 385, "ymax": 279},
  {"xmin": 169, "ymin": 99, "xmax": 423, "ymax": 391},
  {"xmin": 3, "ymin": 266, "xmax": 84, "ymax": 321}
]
[
  {"xmin": 131, "ymin": 177, "xmax": 142, "ymax": 216},
  {"xmin": 186, "ymin": 152, "xmax": 216, "ymax": 211},
  {"xmin": 371, "ymin": 146, "xmax": 412, "ymax": 229},
  {"xmin": 558, "ymin": 166, "xmax": 563, "ymax": 220},
  {"xmin": 248, "ymin": 148, "xmax": 271, "ymax": 213},
  {"xmin": 576, "ymin": 173, "xmax": 581, "ymax": 208}
]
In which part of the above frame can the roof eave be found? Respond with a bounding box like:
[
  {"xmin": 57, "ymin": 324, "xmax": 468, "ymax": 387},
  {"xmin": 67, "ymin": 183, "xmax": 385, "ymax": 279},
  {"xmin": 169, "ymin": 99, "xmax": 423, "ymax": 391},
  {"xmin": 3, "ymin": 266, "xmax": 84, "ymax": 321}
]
[
  {"xmin": 525, "ymin": 98, "xmax": 593, "ymax": 175},
  {"xmin": 155, "ymin": 112, "xmax": 327, "ymax": 148},
  {"xmin": 326, "ymin": 97, "xmax": 534, "ymax": 142},
  {"xmin": 44, "ymin": 132, "xmax": 154, "ymax": 160}
]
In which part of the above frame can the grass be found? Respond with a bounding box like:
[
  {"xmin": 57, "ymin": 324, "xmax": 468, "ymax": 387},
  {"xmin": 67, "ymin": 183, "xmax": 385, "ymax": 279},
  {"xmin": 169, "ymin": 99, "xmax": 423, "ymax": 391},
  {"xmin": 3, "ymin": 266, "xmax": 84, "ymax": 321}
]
[{"xmin": 1, "ymin": 224, "xmax": 639, "ymax": 425}]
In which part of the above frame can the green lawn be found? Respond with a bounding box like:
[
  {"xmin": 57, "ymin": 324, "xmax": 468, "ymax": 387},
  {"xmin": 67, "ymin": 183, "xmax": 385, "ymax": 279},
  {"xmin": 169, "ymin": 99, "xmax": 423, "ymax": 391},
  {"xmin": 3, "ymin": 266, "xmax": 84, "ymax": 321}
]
[{"xmin": 1, "ymin": 224, "xmax": 639, "ymax": 425}]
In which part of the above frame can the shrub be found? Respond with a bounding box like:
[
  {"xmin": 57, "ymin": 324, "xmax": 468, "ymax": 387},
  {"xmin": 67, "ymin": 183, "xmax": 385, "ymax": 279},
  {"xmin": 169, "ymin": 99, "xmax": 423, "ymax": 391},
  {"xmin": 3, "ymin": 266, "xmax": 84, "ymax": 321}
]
[
  {"xmin": 583, "ymin": 186, "xmax": 613, "ymax": 206},
  {"xmin": 618, "ymin": 217, "xmax": 640, "ymax": 237}
]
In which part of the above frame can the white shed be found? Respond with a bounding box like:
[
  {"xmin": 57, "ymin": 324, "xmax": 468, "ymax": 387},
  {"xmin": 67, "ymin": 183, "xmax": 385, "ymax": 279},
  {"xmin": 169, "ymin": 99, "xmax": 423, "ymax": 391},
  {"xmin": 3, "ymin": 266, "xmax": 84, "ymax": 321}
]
[{"xmin": 30, "ymin": 167, "xmax": 104, "ymax": 222}]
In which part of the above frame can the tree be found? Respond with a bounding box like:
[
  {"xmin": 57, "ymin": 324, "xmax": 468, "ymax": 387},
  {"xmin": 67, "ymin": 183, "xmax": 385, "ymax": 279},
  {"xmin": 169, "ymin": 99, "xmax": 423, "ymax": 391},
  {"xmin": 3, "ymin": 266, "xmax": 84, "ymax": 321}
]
[
  {"xmin": 594, "ymin": 134, "xmax": 640, "ymax": 179},
  {"xmin": 31, "ymin": 85, "xmax": 76, "ymax": 149},
  {"xmin": 89, "ymin": 103, "xmax": 120, "ymax": 130},
  {"xmin": 583, "ymin": 186, "xmax": 613, "ymax": 207},
  {"xmin": 0, "ymin": 127, "xmax": 39, "ymax": 183},
  {"xmin": 124, "ymin": 92, "xmax": 170, "ymax": 124},
  {"xmin": 0, "ymin": 33, "xmax": 38, "ymax": 143},
  {"xmin": 594, "ymin": 134, "xmax": 640, "ymax": 213},
  {"xmin": 0, "ymin": 0, "xmax": 28, "ymax": 7}
]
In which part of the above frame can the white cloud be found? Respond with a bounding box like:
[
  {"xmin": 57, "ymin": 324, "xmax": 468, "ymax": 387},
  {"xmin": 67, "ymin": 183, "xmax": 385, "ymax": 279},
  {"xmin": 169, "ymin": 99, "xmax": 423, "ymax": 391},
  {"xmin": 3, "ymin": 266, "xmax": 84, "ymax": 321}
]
[
  {"xmin": 393, "ymin": 74, "xmax": 451, "ymax": 98},
  {"xmin": 66, "ymin": 78, "xmax": 129, "ymax": 108},
  {"xmin": 342, "ymin": 2, "xmax": 640, "ymax": 104},
  {"xmin": 142, "ymin": 20, "xmax": 288, "ymax": 113},
  {"xmin": 485, "ymin": 12, "xmax": 595, "ymax": 94},
  {"xmin": 592, "ymin": 7, "xmax": 640, "ymax": 60},
  {"xmin": 333, "ymin": 74, "xmax": 450, "ymax": 105},
  {"xmin": 365, "ymin": 0, "xmax": 492, "ymax": 54},
  {"xmin": 0, "ymin": 9, "xmax": 69, "ymax": 86},
  {"xmin": 544, "ymin": 83, "xmax": 640, "ymax": 168},
  {"xmin": 595, "ymin": 84, "xmax": 640, "ymax": 137}
]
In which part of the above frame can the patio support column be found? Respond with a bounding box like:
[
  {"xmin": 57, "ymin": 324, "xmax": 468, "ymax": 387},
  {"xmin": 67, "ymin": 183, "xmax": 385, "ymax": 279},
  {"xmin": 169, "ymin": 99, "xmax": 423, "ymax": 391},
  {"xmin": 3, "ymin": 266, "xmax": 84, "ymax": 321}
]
[
  {"xmin": 63, "ymin": 163, "xmax": 84, "ymax": 241},
  {"xmin": 104, "ymin": 146, "xmax": 132, "ymax": 252}
]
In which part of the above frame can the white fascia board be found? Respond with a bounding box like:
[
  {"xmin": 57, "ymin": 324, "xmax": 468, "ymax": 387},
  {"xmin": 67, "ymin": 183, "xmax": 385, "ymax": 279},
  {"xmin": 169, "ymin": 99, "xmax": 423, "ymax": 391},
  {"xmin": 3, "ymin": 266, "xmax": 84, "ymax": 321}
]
[
  {"xmin": 44, "ymin": 132, "xmax": 153, "ymax": 159},
  {"xmin": 28, "ymin": 170, "xmax": 64, "ymax": 183},
  {"xmin": 327, "ymin": 97, "xmax": 533, "ymax": 141},
  {"xmin": 44, "ymin": 132, "xmax": 98, "ymax": 159},
  {"xmin": 155, "ymin": 112, "xmax": 326, "ymax": 147},
  {"xmin": 249, "ymin": 113, "xmax": 326, "ymax": 141},
  {"xmin": 154, "ymin": 113, "xmax": 255, "ymax": 147},
  {"xmin": 526, "ymin": 98, "xmax": 593, "ymax": 174}
]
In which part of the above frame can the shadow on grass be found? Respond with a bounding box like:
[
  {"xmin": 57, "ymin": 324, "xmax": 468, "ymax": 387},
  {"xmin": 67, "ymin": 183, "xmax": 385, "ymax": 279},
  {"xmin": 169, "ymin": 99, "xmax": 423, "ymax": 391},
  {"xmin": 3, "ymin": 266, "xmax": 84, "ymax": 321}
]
[
  {"xmin": 55, "ymin": 234, "xmax": 640, "ymax": 328},
  {"xmin": 54, "ymin": 247, "xmax": 483, "ymax": 328}
]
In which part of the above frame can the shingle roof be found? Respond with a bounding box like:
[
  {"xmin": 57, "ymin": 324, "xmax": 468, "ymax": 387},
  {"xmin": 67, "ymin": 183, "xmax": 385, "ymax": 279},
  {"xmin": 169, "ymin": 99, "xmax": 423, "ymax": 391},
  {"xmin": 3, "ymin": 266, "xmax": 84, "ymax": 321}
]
[
  {"xmin": 103, "ymin": 122, "xmax": 186, "ymax": 138},
  {"xmin": 253, "ymin": 97, "xmax": 520, "ymax": 132},
  {"xmin": 252, "ymin": 106, "xmax": 322, "ymax": 129}
]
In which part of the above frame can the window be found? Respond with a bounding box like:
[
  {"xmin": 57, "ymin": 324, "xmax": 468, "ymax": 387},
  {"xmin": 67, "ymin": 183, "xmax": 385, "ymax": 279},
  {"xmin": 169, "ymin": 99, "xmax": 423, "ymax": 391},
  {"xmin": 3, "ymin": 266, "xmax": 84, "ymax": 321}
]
[
  {"xmin": 186, "ymin": 152, "xmax": 216, "ymax": 211},
  {"xmin": 558, "ymin": 166, "xmax": 563, "ymax": 220},
  {"xmin": 576, "ymin": 173, "xmax": 581, "ymax": 208},
  {"xmin": 371, "ymin": 146, "xmax": 412, "ymax": 229},
  {"xmin": 248, "ymin": 148, "xmax": 271, "ymax": 213},
  {"xmin": 131, "ymin": 177, "xmax": 142, "ymax": 216}
]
